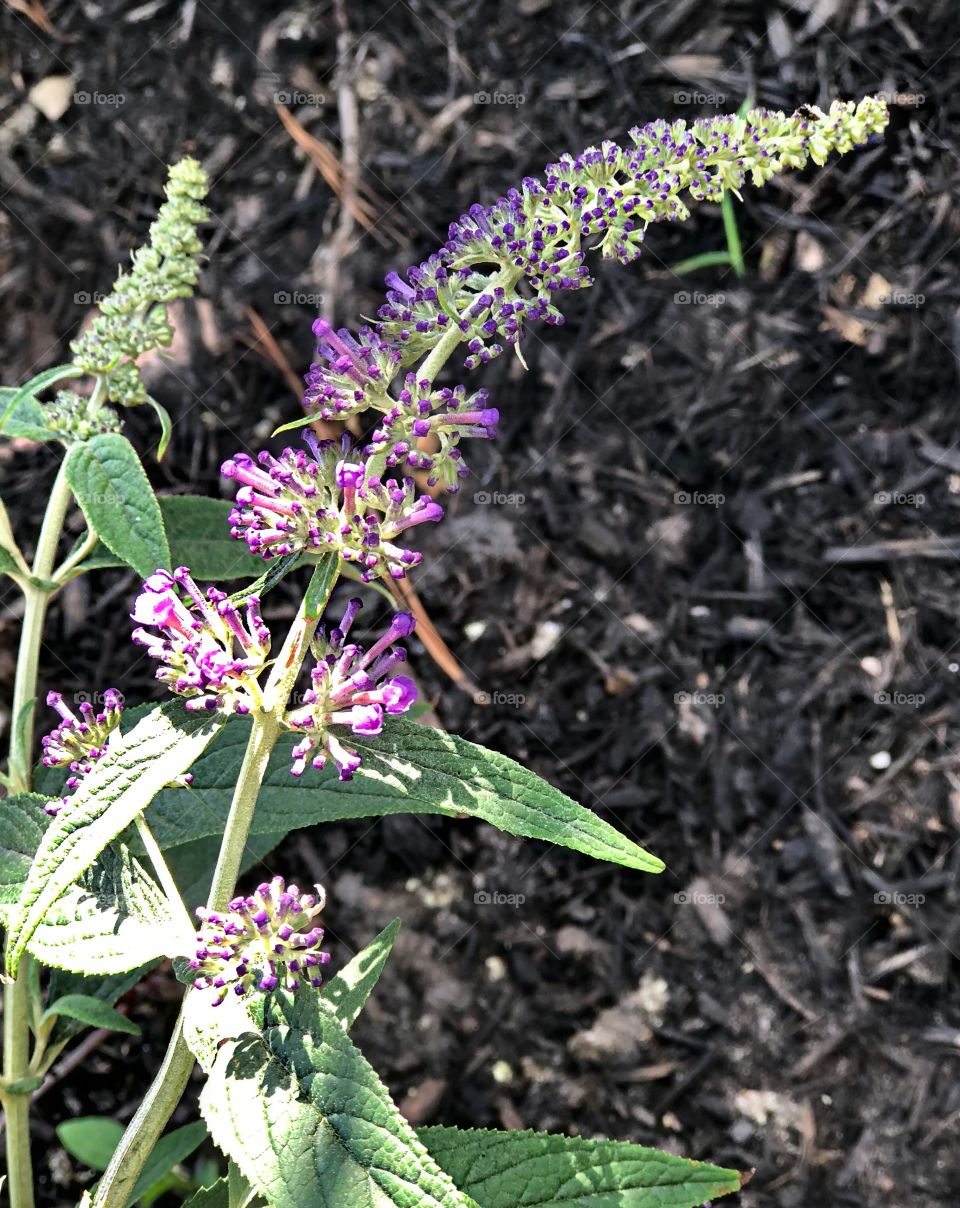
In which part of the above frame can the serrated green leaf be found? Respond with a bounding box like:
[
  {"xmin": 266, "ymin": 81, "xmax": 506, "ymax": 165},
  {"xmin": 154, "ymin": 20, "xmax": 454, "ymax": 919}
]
[
  {"xmin": 27, "ymin": 842, "xmax": 178, "ymax": 976},
  {"xmin": 186, "ymin": 989, "xmax": 475, "ymax": 1208},
  {"xmin": 42, "ymin": 992, "xmax": 140, "ymax": 1035},
  {"xmin": 0, "ymin": 793, "xmax": 49, "ymax": 909},
  {"xmin": 57, "ymin": 1116, "xmax": 126, "ymax": 1171},
  {"xmin": 156, "ymin": 496, "xmax": 264, "ymax": 580},
  {"xmin": 5, "ymin": 701, "xmax": 221, "ymax": 976},
  {"xmin": 324, "ymin": 918, "xmax": 401, "ymax": 1031},
  {"xmin": 133, "ymin": 716, "xmax": 662, "ymax": 875},
  {"xmin": 64, "ymin": 433, "xmax": 171, "ymax": 578},
  {"xmin": 184, "ymin": 1166, "xmax": 262, "ymax": 1208},
  {"xmin": 76, "ymin": 496, "xmax": 263, "ymax": 581},
  {"xmin": 417, "ymin": 1127, "xmax": 747, "ymax": 1208},
  {"xmin": 45, "ymin": 964, "xmax": 157, "ymax": 1047},
  {"xmin": 183, "ymin": 1180, "xmax": 229, "ymax": 1208}
]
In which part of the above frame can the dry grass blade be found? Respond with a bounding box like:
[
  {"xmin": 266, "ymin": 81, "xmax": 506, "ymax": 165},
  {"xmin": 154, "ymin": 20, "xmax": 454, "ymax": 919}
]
[
  {"xmin": 4, "ymin": 0, "xmax": 53, "ymax": 32},
  {"xmin": 275, "ymin": 103, "xmax": 394, "ymax": 246}
]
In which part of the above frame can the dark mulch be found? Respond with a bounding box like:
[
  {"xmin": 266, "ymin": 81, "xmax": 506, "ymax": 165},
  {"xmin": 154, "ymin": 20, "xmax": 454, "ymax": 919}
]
[{"xmin": 2, "ymin": 2, "xmax": 960, "ymax": 1205}]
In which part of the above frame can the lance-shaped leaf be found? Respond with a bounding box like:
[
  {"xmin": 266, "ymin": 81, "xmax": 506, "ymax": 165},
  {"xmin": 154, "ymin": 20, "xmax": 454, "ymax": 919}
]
[
  {"xmin": 26, "ymin": 843, "xmax": 180, "ymax": 975},
  {"xmin": 417, "ymin": 1126, "xmax": 748, "ymax": 1208},
  {"xmin": 136, "ymin": 716, "xmax": 663, "ymax": 874},
  {"xmin": 0, "ymin": 793, "xmax": 50, "ymax": 913},
  {"xmin": 42, "ymin": 992, "xmax": 140, "ymax": 1036},
  {"xmin": 64, "ymin": 432, "xmax": 171, "ymax": 578},
  {"xmin": 79, "ymin": 497, "xmax": 264, "ymax": 582},
  {"xmin": 5, "ymin": 701, "xmax": 221, "ymax": 976},
  {"xmin": 185, "ymin": 989, "xmax": 476, "ymax": 1208},
  {"xmin": 45, "ymin": 964, "xmax": 157, "ymax": 1047},
  {"xmin": 323, "ymin": 918, "xmax": 401, "ymax": 1031}
]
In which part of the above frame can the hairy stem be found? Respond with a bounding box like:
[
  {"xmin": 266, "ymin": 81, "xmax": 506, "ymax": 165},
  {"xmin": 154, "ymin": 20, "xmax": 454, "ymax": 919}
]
[
  {"xmin": 3, "ymin": 458, "xmax": 72, "ymax": 1208},
  {"xmin": 94, "ymin": 561, "xmax": 338, "ymax": 1208},
  {"xmin": 134, "ymin": 816, "xmax": 194, "ymax": 939}
]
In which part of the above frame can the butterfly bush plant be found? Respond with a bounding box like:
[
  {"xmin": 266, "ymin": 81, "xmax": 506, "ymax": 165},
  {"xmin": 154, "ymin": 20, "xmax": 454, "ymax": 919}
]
[{"xmin": 0, "ymin": 97, "xmax": 887, "ymax": 1207}]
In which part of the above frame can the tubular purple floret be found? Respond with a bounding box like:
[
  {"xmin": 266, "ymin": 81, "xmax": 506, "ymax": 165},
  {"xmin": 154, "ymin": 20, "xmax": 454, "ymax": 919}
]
[
  {"xmin": 371, "ymin": 98, "xmax": 887, "ymax": 369},
  {"xmin": 222, "ymin": 436, "xmax": 442, "ymax": 581},
  {"xmin": 131, "ymin": 567, "xmax": 270, "ymax": 715},
  {"xmin": 41, "ymin": 688, "xmax": 126, "ymax": 814},
  {"xmin": 283, "ymin": 601, "xmax": 418, "ymax": 780},
  {"xmin": 192, "ymin": 876, "xmax": 331, "ymax": 1005}
]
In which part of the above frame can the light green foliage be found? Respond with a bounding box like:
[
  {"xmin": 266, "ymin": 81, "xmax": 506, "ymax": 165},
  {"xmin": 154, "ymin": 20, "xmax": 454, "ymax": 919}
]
[
  {"xmin": 58, "ymin": 1117, "xmax": 126, "ymax": 1170},
  {"xmin": 51, "ymin": 713, "xmax": 663, "ymax": 873},
  {"xmin": 418, "ymin": 1127, "xmax": 746, "ymax": 1207},
  {"xmin": 42, "ymin": 992, "xmax": 141, "ymax": 1036},
  {"xmin": 321, "ymin": 918, "xmax": 401, "ymax": 1031},
  {"xmin": 5, "ymin": 701, "xmax": 221, "ymax": 976},
  {"xmin": 186, "ymin": 989, "xmax": 476, "ymax": 1208},
  {"xmin": 57, "ymin": 1117, "xmax": 207, "ymax": 1203},
  {"xmin": 64, "ymin": 433, "xmax": 171, "ymax": 578}
]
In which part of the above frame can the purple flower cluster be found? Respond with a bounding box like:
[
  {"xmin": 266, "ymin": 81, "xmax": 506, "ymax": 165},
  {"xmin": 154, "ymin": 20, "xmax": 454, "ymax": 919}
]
[
  {"xmin": 293, "ymin": 99, "xmax": 887, "ymax": 532},
  {"xmin": 303, "ymin": 320, "xmax": 401, "ymax": 421},
  {"xmin": 131, "ymin": 568, "xmax": 270, "ymax": 713},
  {"xmin": 41, "ymin": 689, "xmax": 124, "ymax": 815},
  {"xmin": 369, "ymin": 98, "xmax": 888, "ymax": 368},
  {"xmin": 364, "ymin": 374, "xmax": 498, "ymax": 491},
  {"xmin": 285, "ymin": 598, "xmax": 417, "ymax": 779},
  {"xmin": 191, "ymin": 876, "xmax": 330, "ymax": 1006},
  {"xmin": 222, "ymin": 434, "xmax": 443, "ymax": 580}
]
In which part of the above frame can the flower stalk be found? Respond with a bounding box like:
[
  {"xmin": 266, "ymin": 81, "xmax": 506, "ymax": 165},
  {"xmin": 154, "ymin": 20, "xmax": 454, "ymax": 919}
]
[{"xmin": 94, "ymin": 559, "xmax": 339, "ymax": 1208}]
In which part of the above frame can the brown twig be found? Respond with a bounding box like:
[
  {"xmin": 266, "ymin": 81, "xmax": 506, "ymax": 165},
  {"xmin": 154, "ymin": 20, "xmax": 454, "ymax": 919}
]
[
  {"xmin": 388, "ymin": 575, "xmax": 482, "ymax": 699},
  {"xmin": 4, "ymin": 0, "xmax": 53, "ymax": 32},
  {"xmin": 274, "ymin": 104, "xmax": 393, "ymax": 246}
]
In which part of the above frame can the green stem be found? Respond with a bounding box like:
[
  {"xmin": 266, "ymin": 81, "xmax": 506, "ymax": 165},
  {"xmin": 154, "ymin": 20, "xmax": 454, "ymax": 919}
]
[
  {"xmin": 134, "ymin": 816, "xmax": 194, "ymax": 939},
  {"xmin": 94, "ymin": 561, "xmax": 338, "ymax": 1208},
  {"xmin": 3, "ymin": 458, "xmax": 72, "ymax": 1208},
  {"xmin": 9, "ymin": 461, "xmax": 71, "ymax": 793},
  {"xmin": 52, "ymin": 526, "xmax": 99, "ymax": 584},
  {"xmin": 1, "ymin": 972, "xmax": 34, "ymax": 1208},
  {"xmin": 721, "ymin": 190, "xmax": 746, "ymax": 278}
]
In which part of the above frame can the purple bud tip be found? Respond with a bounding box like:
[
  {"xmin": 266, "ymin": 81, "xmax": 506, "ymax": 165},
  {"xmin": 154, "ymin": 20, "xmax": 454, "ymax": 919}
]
[{"xmin": 390, "ymin": 612, "xmax": 416, "ymax": 638}]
